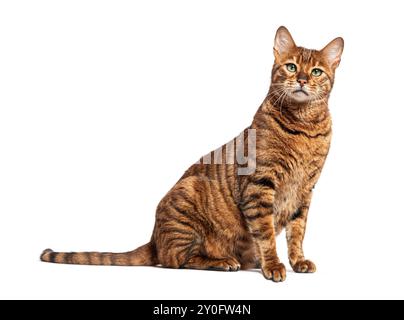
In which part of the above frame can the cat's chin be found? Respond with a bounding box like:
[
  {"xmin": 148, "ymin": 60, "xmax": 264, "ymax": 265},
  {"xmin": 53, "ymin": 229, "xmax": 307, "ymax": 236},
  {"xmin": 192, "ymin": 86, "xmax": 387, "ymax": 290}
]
[{"xmin": 289, "ymin": 91, "xmax": 311, "ymax": 103}]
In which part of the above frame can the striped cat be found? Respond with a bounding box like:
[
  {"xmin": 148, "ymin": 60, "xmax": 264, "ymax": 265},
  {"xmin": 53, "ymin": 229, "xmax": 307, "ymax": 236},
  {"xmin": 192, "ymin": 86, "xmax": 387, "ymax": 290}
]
[{"xmin": 41, "ymin": 26, "xmax": 343, "ymax": 282}]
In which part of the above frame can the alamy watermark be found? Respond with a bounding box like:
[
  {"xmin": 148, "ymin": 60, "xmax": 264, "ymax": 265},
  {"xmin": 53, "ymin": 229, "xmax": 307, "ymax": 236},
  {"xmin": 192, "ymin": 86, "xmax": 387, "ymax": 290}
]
[{"xmin": 195, "ymin": 129, "xmax": 256, "ymax": 175}]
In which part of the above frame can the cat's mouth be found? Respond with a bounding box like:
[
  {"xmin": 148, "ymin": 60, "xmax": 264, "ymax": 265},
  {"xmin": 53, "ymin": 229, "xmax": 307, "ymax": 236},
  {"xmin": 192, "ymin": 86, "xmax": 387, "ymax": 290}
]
[{"xmin": 292, "ymin": 89, "xmax": 309, "ymax": 96}]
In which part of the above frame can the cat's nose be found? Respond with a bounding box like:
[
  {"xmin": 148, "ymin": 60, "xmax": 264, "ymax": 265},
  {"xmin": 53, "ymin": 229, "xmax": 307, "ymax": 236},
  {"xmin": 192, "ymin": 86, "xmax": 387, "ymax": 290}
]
[
  {"xmin": 297, "ymin": 78, "xmax": 307, "ymax": 87},
  {"xmin": 297, "ymin": 72, "xmax": 308, "ymax": 87}
]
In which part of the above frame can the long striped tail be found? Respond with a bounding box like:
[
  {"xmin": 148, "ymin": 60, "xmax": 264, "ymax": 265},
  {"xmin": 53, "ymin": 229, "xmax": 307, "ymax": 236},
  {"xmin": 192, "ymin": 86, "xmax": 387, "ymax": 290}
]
[{"xmin": 40, "ymin": 242, "xmax": 157, "ymax": 266}]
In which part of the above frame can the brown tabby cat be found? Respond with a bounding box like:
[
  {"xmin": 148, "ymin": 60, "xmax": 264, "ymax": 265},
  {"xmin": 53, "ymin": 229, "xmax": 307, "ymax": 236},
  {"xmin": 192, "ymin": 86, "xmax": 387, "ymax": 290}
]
[{"xmin": 41, "ymin": 26, "xmax": 343, "ymax": 282}]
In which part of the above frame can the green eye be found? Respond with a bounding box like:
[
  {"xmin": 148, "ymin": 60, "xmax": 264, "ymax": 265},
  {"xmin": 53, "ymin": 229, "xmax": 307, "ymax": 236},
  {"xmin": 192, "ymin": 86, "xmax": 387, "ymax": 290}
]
[
  {"xmin": 286, "ymin": 63, "xmax": 297, "ymax": 73},
  {"xmin": 312, "ymin": 68, "xmax": 323, "ymax": 77}
]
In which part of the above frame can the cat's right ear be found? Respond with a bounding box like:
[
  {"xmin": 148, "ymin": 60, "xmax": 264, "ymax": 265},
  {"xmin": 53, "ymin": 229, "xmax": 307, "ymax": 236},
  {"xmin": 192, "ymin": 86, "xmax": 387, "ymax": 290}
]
[{"xmin": 273, "ymin": 26, "xmax": 296, "ymax": 62}]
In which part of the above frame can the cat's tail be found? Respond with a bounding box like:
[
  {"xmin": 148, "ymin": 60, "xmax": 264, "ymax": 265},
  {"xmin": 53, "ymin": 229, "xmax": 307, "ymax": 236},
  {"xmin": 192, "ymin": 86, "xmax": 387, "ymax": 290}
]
[{"xmin": 40, "ymin": 242, "xmax": 158, "ymax": 266}]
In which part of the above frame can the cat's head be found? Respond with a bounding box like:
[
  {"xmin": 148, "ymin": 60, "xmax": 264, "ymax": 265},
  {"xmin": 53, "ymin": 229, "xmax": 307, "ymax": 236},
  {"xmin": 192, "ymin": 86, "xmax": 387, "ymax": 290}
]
[{"xmin": 271, "ymin": 26, "xmax": 344, "ymax": 105}]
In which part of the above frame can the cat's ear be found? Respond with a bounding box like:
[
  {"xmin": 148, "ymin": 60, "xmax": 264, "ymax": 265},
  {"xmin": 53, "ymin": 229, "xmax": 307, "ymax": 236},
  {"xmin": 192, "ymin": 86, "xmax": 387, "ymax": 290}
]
[
  {"xmin": 273, "ymin": 26, "xmax": 296, "ymax": 61},
  {"xmin": 321, "ymin": 37, "xmax": 344, "ymax": 69}
]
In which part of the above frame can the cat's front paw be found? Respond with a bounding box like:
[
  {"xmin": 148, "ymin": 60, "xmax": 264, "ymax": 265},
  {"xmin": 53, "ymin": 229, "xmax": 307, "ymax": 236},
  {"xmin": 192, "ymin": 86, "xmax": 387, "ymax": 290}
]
[
  {"xmin": 262, "ymin": 263, "xmax": 286, "ymax": 282},
  {"xmin": 292, "ymin": 259, "xmax": 316, "ymax": 273}
]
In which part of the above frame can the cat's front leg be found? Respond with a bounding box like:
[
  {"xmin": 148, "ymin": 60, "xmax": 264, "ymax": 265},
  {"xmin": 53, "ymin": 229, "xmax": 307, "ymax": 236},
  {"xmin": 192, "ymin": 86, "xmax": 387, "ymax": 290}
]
[
  {"xmin": 241, "ymin": 180, "xmax": 286, "ymax": 282},
  {"xmin": 286, "ymin": 193, "xmax": 316, "ymax": 273}
]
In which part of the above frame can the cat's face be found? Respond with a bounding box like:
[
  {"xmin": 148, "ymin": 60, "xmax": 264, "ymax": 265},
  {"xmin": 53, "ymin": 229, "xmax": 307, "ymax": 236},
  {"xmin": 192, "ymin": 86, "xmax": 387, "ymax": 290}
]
[{"xmin": 271, "ymin": 26, "xmax": 344, "ymax": 104}]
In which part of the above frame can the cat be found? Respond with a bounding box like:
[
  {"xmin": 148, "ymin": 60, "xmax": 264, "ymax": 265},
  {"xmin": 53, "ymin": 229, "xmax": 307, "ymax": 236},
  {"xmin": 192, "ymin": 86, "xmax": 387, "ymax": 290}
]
[{"xmin": 41, "ymin": 26, "xmax": 343, "ymax": 282}]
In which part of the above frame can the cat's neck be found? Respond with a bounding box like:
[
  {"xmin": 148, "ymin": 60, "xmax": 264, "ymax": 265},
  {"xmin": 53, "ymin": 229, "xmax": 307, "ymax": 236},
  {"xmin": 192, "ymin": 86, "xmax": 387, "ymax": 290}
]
[{"xmin": 253, "ymin": 94, "xmax": 331, "ymax": 134}]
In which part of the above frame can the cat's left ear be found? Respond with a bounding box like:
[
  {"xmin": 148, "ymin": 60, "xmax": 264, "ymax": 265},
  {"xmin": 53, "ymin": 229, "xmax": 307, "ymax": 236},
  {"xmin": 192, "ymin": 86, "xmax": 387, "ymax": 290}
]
[{"xmin": 321, "ymin": 37, "xmax": 344, "ymax": 69}]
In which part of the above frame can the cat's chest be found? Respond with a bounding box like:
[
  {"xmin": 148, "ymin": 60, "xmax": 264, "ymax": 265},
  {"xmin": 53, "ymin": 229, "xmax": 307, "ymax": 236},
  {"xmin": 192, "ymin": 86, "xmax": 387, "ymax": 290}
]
[
  {"xmin": 273, "ymin": 166, "xmax": 306, "ymax": 216},
  {"xmin": 272, "ymin": 145, "xmax": 328, "ymax": 216}
]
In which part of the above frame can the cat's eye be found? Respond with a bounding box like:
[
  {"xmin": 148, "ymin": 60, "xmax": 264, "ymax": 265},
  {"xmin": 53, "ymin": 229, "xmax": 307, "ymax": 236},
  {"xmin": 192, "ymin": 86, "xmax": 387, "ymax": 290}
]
[
  {"xmin": 311, "ymin": 68, "xmax": 323, "ymax": 77},
  {"xmin": 286, "ymin": 63, "xmax": 297, "ymax": 73}
]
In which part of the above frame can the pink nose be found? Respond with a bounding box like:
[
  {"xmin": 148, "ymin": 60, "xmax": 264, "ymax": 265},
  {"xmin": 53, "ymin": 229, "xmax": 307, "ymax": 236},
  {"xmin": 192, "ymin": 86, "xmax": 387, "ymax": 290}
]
[{"xmin": 298, "ymin": 79, "xmax": 307, "ymax": 87}]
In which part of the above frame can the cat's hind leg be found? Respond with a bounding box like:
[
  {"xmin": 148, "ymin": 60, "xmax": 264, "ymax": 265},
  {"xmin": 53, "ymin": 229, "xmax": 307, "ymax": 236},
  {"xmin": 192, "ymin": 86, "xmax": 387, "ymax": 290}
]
[
  {"xmin": 182, "ymin": 255, "xmax": 241, "ymax": 271},
  {"xmin": 156, "ymin": 235, "xmax": 241, "ymax": 272},
  {"xmin": 154, "ymin": 176, "xmax": 241, "ymax": 272}
]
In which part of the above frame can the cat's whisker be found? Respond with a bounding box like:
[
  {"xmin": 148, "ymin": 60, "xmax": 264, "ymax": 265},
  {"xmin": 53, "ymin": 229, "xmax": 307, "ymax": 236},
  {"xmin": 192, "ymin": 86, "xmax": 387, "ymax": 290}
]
[
  {"xmin": 266, "ymin": 87, "xmax": 287, "ymax": 101},
  {"xmin": 272, "ymin": 89, "xmax": 287, "ymax": 108}
]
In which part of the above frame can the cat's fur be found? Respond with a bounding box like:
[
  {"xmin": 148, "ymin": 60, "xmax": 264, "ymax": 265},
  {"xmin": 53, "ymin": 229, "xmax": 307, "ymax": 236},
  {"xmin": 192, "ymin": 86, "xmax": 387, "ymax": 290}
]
[{"xmin": 41, "ymin": 26, "xmax": 343, "ymax": 282}]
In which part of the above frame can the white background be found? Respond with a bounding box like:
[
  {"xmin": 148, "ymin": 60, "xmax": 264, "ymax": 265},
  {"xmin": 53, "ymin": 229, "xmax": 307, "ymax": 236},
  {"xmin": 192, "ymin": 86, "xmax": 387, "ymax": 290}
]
[{"xmin": 1, "ymin": 0, "xmax": 403, "ymax": 300}]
